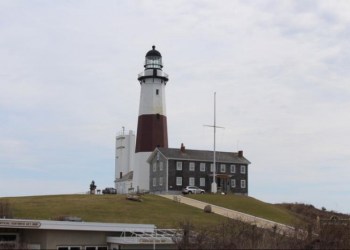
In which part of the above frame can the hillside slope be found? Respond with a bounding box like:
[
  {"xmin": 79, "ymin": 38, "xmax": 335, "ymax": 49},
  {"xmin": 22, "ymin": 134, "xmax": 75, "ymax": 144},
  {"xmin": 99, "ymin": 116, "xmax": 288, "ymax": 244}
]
[
  {"xmin": 1, "ymin": 194, "xmax": 303, "ymax": 228},
  {"xmin": 188, "ymin": 194, "xmax": 304, "ymax": 226},
  {"xmin": 1, "ymin": 194, "xmax": 224, "ymax": 228}
]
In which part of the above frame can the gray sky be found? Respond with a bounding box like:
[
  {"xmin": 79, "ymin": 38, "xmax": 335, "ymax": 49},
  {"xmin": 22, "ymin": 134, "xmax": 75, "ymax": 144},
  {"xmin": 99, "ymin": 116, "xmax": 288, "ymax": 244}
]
[{"xmin": 1, "ymin": 0, "xmax": 349, "ymax": 213}]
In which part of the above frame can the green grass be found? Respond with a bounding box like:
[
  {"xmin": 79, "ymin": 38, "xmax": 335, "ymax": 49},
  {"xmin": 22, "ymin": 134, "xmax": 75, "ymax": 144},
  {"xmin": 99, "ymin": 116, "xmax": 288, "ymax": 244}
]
[
  {"xmin": 2, "ymin": 194, "xmax": 224, "ymax": 228},
  {"xmin": 1, "ymin": 194, "xmax": 304, "ymax": 228},
  {"xmin": 188, "ymin": 194, "xmax": 303, "ymax": 226}
]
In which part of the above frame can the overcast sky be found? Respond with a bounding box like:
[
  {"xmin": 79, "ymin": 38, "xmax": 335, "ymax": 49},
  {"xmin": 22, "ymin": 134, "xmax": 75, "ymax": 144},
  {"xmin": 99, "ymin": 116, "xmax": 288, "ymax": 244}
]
[{"xmin": 1, "ymin": 0, "xmax": 349, "ymax": 214}]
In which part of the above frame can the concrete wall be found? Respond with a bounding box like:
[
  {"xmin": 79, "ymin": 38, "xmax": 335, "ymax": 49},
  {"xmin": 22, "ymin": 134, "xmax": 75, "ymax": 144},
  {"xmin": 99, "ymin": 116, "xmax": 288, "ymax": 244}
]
[
  {"xmin": 115, "ymin": 130, "xmax": 135, "ymax": 181},
  {"xmin": 133, "ymin": 152, "xmax": 152, "ymax": 191}
]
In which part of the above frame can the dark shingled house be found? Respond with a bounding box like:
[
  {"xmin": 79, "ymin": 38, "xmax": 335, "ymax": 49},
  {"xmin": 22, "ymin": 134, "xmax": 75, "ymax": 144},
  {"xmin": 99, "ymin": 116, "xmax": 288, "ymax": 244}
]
[{"xmin": 148, "ymin": 144, "xmax": 251, "ymax": 195}]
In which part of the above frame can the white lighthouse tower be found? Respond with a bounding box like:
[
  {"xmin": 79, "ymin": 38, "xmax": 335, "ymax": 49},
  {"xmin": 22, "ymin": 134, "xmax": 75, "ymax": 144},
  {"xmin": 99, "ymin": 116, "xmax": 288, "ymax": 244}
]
[{"xmin": 133, "ymin": 45, "xmax": 169, "ymax": 191}]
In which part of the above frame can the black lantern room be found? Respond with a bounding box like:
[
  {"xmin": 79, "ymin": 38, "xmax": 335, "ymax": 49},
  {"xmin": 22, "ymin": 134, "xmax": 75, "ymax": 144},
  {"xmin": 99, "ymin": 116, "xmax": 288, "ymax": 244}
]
[{"xmin": 144, "ymin": 45, "xmax": 163, "ymax": 69}]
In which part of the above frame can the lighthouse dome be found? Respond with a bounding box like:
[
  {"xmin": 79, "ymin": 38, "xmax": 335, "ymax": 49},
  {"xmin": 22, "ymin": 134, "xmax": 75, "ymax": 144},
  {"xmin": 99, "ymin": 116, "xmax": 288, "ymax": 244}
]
[
  {"xmin": 144, "ymin": 45, "xmax": 163, "ymax": 69},
  {"xmin": 146, "ymin": 45, "xmax": 162, "ymax": 57}
]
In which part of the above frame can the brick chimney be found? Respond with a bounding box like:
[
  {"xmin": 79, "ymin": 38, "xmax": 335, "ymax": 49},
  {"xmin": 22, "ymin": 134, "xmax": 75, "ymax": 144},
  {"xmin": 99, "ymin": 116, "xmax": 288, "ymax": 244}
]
[
  {"xmin": 180, "ymin": 143, "xmax": 185, "ymax": 153},
  {"xmin": 238, "ymin": 150, "xmax": 243, "ymax": 157}
]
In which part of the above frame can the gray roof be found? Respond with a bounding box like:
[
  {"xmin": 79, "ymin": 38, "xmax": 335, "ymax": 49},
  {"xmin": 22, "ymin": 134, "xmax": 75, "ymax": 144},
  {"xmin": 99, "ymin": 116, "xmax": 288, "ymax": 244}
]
[
  {"xmin": 154, "ymin": 148, "xmax": 251, "ymax": 164},
  {"xmin": 116, "ymin": 171, "xmax": 133, "ymax": 182}
]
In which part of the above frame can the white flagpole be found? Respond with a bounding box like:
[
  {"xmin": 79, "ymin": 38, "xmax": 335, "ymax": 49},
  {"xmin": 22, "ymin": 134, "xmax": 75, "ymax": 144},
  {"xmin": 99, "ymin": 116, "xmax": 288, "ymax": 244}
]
[{"xmin": 212, "ymin": 92, "xmax": 217, "ymax": 193}]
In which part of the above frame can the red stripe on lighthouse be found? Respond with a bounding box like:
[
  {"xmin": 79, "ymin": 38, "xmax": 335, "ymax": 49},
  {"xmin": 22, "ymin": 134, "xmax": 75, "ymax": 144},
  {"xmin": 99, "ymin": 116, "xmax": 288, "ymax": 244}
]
[{"xmin": 135, "ymin": 114, "xmax": 168, "ymax": 152}]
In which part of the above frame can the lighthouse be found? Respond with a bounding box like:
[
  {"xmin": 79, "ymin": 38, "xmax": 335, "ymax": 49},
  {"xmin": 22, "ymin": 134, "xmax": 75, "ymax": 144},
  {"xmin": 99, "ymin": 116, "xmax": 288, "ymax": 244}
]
[{"xmin": 133, "ymin": 45, "xmax": 169, "ymax": 190}]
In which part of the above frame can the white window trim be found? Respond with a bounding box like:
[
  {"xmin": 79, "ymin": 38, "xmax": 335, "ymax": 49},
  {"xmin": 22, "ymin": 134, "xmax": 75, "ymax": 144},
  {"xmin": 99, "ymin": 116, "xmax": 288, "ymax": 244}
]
[
  {"xmin": 176, "ymin": 161, "xmax": 183, "ymax": 171},
  {"xmin": 153, "ymin": 178, "xmax": 156, "ymax": 187},
  {"xmin": 241, "ymin": 179, "xmax": 246, "ymax": 188},
  {"xmin": 153, "ymin": 163, "xmax": 156, "ymax": 172},
  {"xmin": 220, "ymin": 164, "xmax": 226, "ymax": 173},
  {"xmin": 241, "ymin": 165, "xmax": 246, "ymax": 174},
  {"xmin": 189, "ymin": 177, "xmax": 195, "ymax": 186},
  {"xmin": 176, "ymin": 177, "xmax": 182, "ymax": 186},
  {"xmin": 231, "ymin": 179, "xmax": 236, "ymax": 188},
  {"xmin": 230, "ymin": 164, "xmax": 236, "ymax": 173},
  {"xmin": 210, "ymin": 163, "xmax": 215, "ymax": 172},
  {"xmin": 200, "ymin": 163, "xmax": 205, "ymax": 172},
  {"xmin": 159, "ymin": 177, "xmax": 163, "ymax": 186},
  {"xmin": 189, "ymin": 162, "xmax": 195, "ymax": 171},
  {"xmin": 159, "ymin": 161, "xmax": 163, "ymax": 171},
  {"xmin": 200, "ymin": 177, "xmax": 205, "ymax": 187}
]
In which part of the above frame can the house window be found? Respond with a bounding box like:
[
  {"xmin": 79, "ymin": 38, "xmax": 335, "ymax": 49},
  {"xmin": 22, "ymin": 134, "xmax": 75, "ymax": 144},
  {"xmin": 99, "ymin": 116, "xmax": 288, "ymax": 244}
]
[
  {"xmin": 231, "ymin": 179, "xmax": 236, "ymax": 188},
  {"xmin": 153, "ymin": 163, "xmax": 156, "ymax": 172},
  {"xmin": 57, "ymin": 247, "xmax": 81, "ymax": 250},
  {"xmin": 230, "ymin": 164, "xmax": 236, "ymax": 173},
  {"xmin": 189, "ymin": 162, "xmax": 195, "ymax": 171},
  {"xmin": 85, "ymin": 247, "xmax": 108, "ymax": 250},
  {"xmin": 156, "ymin": 89, "xmax": 159, "ymax": 95},
  {"xmin": 210, "ymin": 163, "xmax": 215, "ymax": 172},
  {"xmin": 159, "ymin": 161, "xmax": 163, "ymax": 171},
  {"xmin": 189, "ymin": 177, "xmax": 195, "ymax": 186},
  {"xmin": 220, "ymin": 164, "xmax": 226, "ymax": 173},
  {"xmin": 200, "ymin": 163, "xmax": 205, "ymax": 172},
  {"xmin": 153, "ymin": 178, "xmax": 156, "ymax": 187},
  {"xmin": 176, "ymin": 177, "xmax": 182, "ymax": 186},
  {"xmin": 241, "ymin": 180, "xmax": 246, "ymax": 188},
  {"xmin": 176, "ymin": 161, "xmax": 182, "ymax": 171},
  {"xmin": 159, "ymin": 177, "xmax": 163, "ymax": 186},
  {"xmin": 200, "ymin": 178, "xmax": 205, "ymax": 187},
  {"xmin": 241, "ymin": 165, "xmax": 246, "ymax": 174}
]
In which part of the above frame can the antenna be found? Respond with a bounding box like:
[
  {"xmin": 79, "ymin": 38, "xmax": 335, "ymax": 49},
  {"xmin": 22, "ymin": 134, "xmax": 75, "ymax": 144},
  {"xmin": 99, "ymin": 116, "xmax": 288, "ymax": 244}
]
[{"xmin": 203, "ymin": 92, "xmax": 224, "ymax": 194}]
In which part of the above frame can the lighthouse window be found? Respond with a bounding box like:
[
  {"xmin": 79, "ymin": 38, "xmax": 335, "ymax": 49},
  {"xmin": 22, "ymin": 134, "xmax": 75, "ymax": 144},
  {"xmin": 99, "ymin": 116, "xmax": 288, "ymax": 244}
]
[{"xmin": 156, "ymin": 89, "xmax": 159, "ymax": 95}]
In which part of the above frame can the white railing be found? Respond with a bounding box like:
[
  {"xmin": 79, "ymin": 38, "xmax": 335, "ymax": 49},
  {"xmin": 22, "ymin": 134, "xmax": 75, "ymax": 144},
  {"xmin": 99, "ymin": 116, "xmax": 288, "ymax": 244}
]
[{"xmin": 138, "ymin": 71, "xmax": 168, "ymax": 79}]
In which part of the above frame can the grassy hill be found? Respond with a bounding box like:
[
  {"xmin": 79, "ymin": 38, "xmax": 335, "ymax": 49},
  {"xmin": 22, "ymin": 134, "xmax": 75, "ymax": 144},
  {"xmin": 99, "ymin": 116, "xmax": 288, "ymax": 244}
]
[
  {"xmin": 1, "ymin": 194, "xmax": 303, "ymax": 228},
  {"xmin": 189, "ymin": 194, "xmax": 304, "ymax": 226}
]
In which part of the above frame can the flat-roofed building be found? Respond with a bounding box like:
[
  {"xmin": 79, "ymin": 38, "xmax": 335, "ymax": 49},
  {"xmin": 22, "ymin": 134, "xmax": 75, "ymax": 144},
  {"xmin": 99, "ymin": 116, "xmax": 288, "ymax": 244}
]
[{"xmin": 0, "ymin": 218, "xmax": 177, "ymax": 249}]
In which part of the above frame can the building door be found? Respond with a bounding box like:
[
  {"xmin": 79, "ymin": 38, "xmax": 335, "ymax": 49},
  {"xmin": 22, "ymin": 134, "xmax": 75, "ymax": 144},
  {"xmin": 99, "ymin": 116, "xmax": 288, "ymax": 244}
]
[{"xmin": 217, "ymin": 177, "xmax": 229, "ymax": 193}]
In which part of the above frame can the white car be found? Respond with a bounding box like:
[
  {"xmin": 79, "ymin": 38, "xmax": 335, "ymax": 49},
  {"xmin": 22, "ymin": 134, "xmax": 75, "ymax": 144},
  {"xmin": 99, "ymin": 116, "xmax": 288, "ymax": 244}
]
[{"xmin": 182, "ymin": 186, "xmax": 205, "ymax": 194}]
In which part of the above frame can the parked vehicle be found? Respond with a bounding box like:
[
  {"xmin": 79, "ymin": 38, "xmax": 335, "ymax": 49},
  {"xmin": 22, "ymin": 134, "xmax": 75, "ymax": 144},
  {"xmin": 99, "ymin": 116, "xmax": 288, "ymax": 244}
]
[
  {"xmin": 182, "ymin": 186, "xmax": 205, "ymax": 195},
  {"xmin": 102, "ymin": 187, "xmax": 117, "ymax": 194}
]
